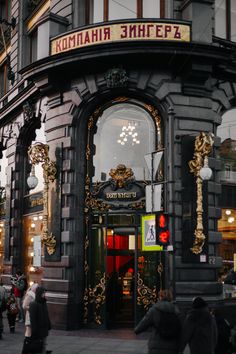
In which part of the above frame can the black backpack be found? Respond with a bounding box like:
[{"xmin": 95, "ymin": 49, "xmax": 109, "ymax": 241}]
[{"xmin": 158, "ymin": 310, "xmax": 182, "ymax": 339}]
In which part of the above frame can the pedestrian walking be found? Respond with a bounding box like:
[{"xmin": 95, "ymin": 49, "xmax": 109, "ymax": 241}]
[
  {"xmin": 22, "ymin": 282, "xmax": 39, "ymax": 337},
  {"xmin": 6, "ymin": 291, "xmax": 19, "ymax": 333},
  {"xmin": 134, "ymin": 289, "xmax": 182, "ymax": 354},
  {"xmin": 11, "ymin": 269, "xmax": 27, "ymax": 323},
  {"xmin": 0, "ymin": 281, "xmax": 7, "ymax": 339},
  {"xmin": 213, "ymin": 308, "xmax": 231, "ymax": 354},
  {"xmin": 27, "ymin": 286, "xmax": 51, "ymax": 354},
  {"xmin": 180, "ymin": 297, "xmax": 218, "ymax": 354}
]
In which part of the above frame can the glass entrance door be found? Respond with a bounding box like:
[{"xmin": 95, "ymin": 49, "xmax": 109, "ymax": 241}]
[
  {"xmin": 106, "ymin": 226, "xmax": 136, "ymax": 328},
  {"xmin": 89, "ymin": 212, "xmax": 162, "ymax": 328}
]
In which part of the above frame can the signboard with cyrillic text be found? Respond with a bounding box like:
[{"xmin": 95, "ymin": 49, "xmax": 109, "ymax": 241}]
[{"xmin": 51, "ymin": 21, "xmax": 191, "ymax": 55}]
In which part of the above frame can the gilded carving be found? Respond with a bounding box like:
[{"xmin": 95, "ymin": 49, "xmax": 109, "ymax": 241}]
[
  {"xmin": 28, "ymin": 142, "xmax": 57, "ymax": 255},
  {"xmin": 105, "ymin": 67, "xmax": 128, "ymax": 88},
  {"xmin": 109, "ymin": 164, "xmax": 134, "ymax": 189},
  {"xmin": 188, "ymin": 132, "xmax": 214, "ymax": 254},
  {"xmin": 137, "ymin": 272, "xmax": 157, "ymax": 310},
  {"xmin": 88, "ymin": 274, "xmax": 106, "ymax": 324}
]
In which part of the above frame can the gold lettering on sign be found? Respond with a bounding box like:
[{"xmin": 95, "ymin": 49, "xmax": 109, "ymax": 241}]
[
  {"xmin": 51, "ymin": 22, "xmax": 191, "ymax": 55},
  {"xmin": 29, "ymin": 197, "xmax": 44, "ymax": 207},
  {"xmin": 106, "ymin": 192, "xmax": 137, "ymax": 199}
]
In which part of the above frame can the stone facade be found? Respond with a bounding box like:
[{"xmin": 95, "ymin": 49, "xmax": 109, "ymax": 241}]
[{"xmin": 0, "ymin": 0, "xmax": 236, "ymax": 329}]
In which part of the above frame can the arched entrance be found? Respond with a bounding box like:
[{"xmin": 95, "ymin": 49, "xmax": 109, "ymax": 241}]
[{"xmin": 83, "ymin": 98, "xmax": 164, "ymax": 328}]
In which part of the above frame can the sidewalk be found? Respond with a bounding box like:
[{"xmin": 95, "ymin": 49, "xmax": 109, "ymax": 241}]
[{"xmin": 0, "ymin": 315, "xmax": 149, "ymax": 354}]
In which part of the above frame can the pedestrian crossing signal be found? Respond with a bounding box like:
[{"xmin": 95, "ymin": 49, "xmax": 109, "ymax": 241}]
[{"xmin": 157, "ymin": 213, "xmax": 170, "ymax": 246}]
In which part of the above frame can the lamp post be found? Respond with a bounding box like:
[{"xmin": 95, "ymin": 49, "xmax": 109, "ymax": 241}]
[
  {"xmin": 189, "ymin": 132, "xmax": 213, "ymax": 254},
  {"xmin": 28, "ymin": 142, "xmax": 57, "ymax": 255}
]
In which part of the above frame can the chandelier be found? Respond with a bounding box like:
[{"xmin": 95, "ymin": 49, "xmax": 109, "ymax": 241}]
[{"xmin": 117, "ymin": 122, "xmax": 140, "ymax": 146}]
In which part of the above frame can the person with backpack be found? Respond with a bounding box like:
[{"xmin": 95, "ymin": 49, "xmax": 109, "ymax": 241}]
[
  {"xmin": 11, "ymin": 269, "xmax": 27, "ymax": 323},
  {"xmin": 134, "ymin": 289, "xmax": 182, "ymax": 354},
  {"xmin": 6, "ymin": 290, "xmax": 19, "ymax": 333},
  {"xmin": 180, "ymin": 297, "xmax": 218, "ymax": 354}
]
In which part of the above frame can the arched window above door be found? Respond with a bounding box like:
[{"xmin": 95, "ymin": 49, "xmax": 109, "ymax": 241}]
[{"xmin": 93, "ymin": 101, "xmax": 161, "ymax": 182}]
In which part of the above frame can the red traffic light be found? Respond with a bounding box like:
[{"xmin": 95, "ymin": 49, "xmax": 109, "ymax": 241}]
[
  {"xmin": 159, "ymin": 230, "xmax": 170, "ymax": 244},
  {"xmin": 159, "ymin": 214, "xmax": 167, "ymax": 228},
  {"xmin": 156, "ymin": 212, "xmax": 170, "ymax": 245}
]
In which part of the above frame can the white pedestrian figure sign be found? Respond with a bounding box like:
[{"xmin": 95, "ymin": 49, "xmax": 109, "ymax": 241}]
[
  {"xmin": 142, "ymin": 214, "xmax": 163, "ymax": 251},
  {"xmin": 146, "ymin": 224, "xmax": 156, "ymax": 243}
]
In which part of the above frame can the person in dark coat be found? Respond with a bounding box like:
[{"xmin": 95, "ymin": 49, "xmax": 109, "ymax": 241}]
[
  {"xmin": 29, "ymin": 286, "xmax": 51, "ymax": 354},
  {"xmin": 180, "ymin": 297, "xmax": 218, "ymax": 354},
  {"xmin": 134, "ymin": 289, "xmax": 181, "ymax": 354},
  {"xmin": 213, "ymin": 308, "xmax": 231, "ymax": 354}
]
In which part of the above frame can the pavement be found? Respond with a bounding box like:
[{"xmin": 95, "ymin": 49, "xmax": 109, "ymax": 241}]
[{"xmin": 0, "ymin": 315, "xmax": 149, "ymax": 354}]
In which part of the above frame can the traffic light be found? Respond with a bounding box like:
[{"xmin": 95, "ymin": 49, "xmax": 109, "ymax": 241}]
[{"xmin": 156, "ymin": 212, "xmax": 170, "ymax": 246}]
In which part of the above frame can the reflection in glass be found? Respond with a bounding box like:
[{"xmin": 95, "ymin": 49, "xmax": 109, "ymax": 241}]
[
  {"xmin": 218, "ymin": 110, "xmax": 236, "ymax": 184},
  {"xmin": 108, "ymin": 0, "xmax": 136, "ymax": 20},
  {"xmin": 93, "ymin": 103, "xmax": 156, "ymax": 182},
  {"xmin": 217, "ymin": 109, "xmax": 236, "ymax": 284}
]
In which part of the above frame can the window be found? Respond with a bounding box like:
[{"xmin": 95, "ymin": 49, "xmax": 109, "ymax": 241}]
[
  {"xmin": 0, "ymin": 0, "xmax": 12, "ymax": 53},
  {"xmin": 29, "ymin": 29, "xmax": 38, "ymax": 64},
  {"xmin": 88, "ymin": 0, "xmax": 164, "ymax": 24},
  {"xmin": 217, "ymin": 109, "xmax": 236, "ymax": 184},
  {"xmin": 93, "ymin": 101, "xmax": 159, "ymax": 182},
  {"xmin": 215, "ymin": 0, "xmax": 236, "ymax": 41},
  {"xmin": 0, "ymin": 61, "xmax": 8, "ymax": 97},
  {"xmin": 217, "ymin": 108, "xmax": 236, "ymax": 283},
  {"xmin": 0, "ymin": 0, "xmax": 11, "ymax": 22}
]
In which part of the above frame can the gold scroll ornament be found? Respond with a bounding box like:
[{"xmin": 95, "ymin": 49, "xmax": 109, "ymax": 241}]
[
  {"xmin": 188, "ymin": 132, "xmax": 213, "ymax": 254},
  {"xmin": 28, "ymin": 142, "xmax": 57, "ymax": 255}
]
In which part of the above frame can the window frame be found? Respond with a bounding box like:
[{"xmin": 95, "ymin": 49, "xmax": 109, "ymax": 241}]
[
  {"xmin": 0, "ymin": 60, "xmax": 8, "ymax": 98},
  {"xmin": 215, "ymin": 0, "xmax": 235, "ymax": 41},
  {"xmin": 86, "ymin": 0, "xmax": 165, "ymax": 25}
]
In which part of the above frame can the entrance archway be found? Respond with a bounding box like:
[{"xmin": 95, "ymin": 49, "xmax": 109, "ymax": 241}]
[{"xmin": 83, "ymin": 98, "xmax": 164, "ymax": 327}]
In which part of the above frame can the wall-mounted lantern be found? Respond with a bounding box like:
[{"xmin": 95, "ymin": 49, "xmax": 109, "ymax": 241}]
[
  {"xmin": 27, "ymin": 165, "xmax": 39, "ymax": 190},
  {"xmin": 28, "ymin": 142, "xmax": 57, "ymax": 255},
  {"xmin": 188, "ymin": 132, "xmax": 214, "ymax": 254}
]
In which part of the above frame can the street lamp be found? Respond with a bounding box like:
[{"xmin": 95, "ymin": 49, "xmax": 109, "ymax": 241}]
[
  {"xmin": 199, "ymin": 156, "xmax": 212, "ymax": 181},
  {"xmin": 189, "ymin": 132, "xmax": 214, "ymax": 254},
  {"xmin": 27, "ymin": 165, "xmax": 38, "ymax": 190}
]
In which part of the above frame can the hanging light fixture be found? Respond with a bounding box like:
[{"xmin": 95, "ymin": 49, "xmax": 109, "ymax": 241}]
[
  {"xmin": 117, "ymin": 121, "xmax": 140, "ymax": 146},
  {"xmin": 27, "ymin": 165, "xmax": 39, "ymax": 189}
]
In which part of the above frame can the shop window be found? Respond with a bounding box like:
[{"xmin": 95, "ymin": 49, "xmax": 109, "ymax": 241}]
[
  {"xmin": 215, "ymin": 0, "xmax": 236, "ymax": 41},
  {"xmin": 23, "ymin": 214, "xmax": 44, "ymax": 286},
  {"xmin": 0, "ymin": 219, "xmax": 5, "ymax": 274},
  {"xmin": 88, "ymin": 0, "xmax": 164, "ymax": 24},
  {"xmin": 217, "ymin": 108, "xmax": 236, "ymax": 281},
  {"xmin": 93, "ymin": 101, "xmax": 158, "ymax": 182},
  {"xmin": 0, "ymin": 149, "xmax": 7, "ymax": 274},
  {"xmin": 217, "ymin": 109, "xmax": 236, "ymax": 184}
]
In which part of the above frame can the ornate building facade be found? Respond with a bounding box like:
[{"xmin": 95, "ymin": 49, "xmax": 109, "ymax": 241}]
[{"xmin": 0, "ymin": 0, "xmax": 236, "ymax": 329}]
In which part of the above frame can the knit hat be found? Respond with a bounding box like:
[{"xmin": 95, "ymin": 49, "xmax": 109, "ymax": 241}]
[{"xmin": 192, "ymin": 296, "xmax": 208, "ymax": 309}]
